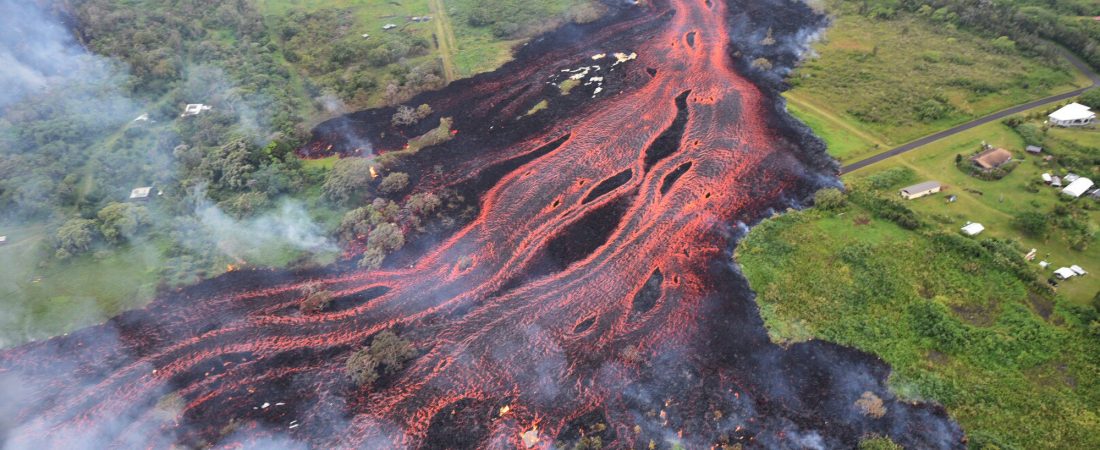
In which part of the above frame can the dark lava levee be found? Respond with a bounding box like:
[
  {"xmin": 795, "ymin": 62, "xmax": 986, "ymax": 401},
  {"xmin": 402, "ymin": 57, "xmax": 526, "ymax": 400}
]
[{"xmin": 0, "ymin": 0, "xmax": 964, "ymax": 448}]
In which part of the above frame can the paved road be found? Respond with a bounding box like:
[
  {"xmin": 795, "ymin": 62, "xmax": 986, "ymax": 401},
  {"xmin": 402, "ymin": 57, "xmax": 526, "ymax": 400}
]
[{"xmin": 840, "ymin": 47, "xmax": 1100, "ymax": 174}]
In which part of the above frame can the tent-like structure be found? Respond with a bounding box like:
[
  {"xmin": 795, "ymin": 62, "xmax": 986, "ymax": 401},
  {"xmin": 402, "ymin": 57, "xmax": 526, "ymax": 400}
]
[
  {"xmin": 1062, "ymin": 177, "xmax": 1094, "ymax": 198},
  {"xmin": 1049, "ymin": 102, "xmax": 1095, "ymax": 127}
]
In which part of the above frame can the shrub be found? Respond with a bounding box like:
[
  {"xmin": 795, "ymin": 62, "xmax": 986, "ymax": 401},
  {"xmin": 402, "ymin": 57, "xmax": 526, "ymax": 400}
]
[
  {"xmin": 300, "ymin": 290, "xmax": 334, "ymax": 314},
  {"xmin": 378, "ymin": 172, "xmax": 410, "ymax": 195},
  {"xmin": 346, "ymin": 330, "xmax": 415, "ymax": 386},
  {"xmin": 1013, "ymin": 211, "xmax": 1049, "ymax": 238},
  {"xmin": 813, "ymin": 187, "xmax": 847, "ymax": 211}
]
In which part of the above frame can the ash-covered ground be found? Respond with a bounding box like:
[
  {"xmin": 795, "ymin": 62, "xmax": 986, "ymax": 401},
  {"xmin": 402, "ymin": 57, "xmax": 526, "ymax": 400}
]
[{"xmin": 0, "ymin": 0, "xmax": 964, "ymax": 448}]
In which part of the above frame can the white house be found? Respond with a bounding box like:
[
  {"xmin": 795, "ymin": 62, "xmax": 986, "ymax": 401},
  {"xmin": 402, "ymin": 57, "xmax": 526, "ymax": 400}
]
[
  {"xmin": 181, "ymin": 103, "xmax": 211, "ymax": 117},
  {"xmin": 1062, "ymin": 177, "xmax": 1094, "ymax": 198},
  {"xmin": 129, "ymin": 186, "xmax": 153, "ymax": 201},
  {"xmin": 1048, "ymin": 102, "xmax": 1095, "ymax": 127},
  {"xmin": 899, "ymin": 181, "xmax": 941, "ymax": 200},
  {"xmin": 1055, "ymin": 267, "xmax": 1077, "ymax": 280},
  {"xmin": 961, "ymin": 222, "xmax": 985, "ymax": 236},
  {"xmin": 1041, "ymin": 173, "xmax": 1052, "ymax": 183}
]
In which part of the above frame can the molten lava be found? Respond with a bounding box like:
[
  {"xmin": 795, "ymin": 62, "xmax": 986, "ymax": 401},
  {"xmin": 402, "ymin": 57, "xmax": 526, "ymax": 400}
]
[{"xmin": 0, "ymin": 0, "xmax": 964, "ymax": 448}]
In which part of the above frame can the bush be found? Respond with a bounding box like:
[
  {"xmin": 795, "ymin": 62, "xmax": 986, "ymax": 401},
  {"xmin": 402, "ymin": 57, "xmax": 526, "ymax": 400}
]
[
  {"xmin": 1013, "ymin": 211, "xmax": 1049, "ymax": 238},
  {"xmin": 378, "ymin": 172, "xmax": 410, "ymax": 195},
  {"xmin": 346, "ymin": 330, "xmax": 415, "ymax": 386},
  {"xmin": 300, "ymin": 290, "xmax": 334, "ymax": 314},
  {"xmin": 813, "ymin": 187, "xmax": 847, "ymax": 211}
]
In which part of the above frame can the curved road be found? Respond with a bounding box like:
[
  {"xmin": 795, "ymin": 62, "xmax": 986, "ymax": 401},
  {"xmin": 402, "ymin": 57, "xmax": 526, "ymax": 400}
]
[{"xmin": 840, "ymin": 47, "xmax": 1100, "ymax": 174}]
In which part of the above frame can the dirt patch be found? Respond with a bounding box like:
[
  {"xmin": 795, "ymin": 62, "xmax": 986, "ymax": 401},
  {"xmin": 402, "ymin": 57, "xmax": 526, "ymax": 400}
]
[{"xmin": 1028, "ymin": 292, "xmax": 1054, "ymax": 321}]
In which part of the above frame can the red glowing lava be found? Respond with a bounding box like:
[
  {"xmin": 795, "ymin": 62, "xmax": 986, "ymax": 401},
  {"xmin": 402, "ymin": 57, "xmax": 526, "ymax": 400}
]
[{"xmin": 0, "ymin": 1, "xmax": 963, "ymax": 449}]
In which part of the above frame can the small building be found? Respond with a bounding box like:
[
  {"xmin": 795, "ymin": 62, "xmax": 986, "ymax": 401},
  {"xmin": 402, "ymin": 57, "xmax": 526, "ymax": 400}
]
[
  {"xmin": 0, "ymin": 235, "xmax": 7, "ymax": 245},
  {"xmin": 1041, "ymin": 173, "xmax": 1052, "ymax": 183},
  {"xmin": 129, "ymin": 186, "xmax": 154, "ymax": 201},
  {"xmin": 181, "ymin": 103, "xmax": 211, "ymax": 117},
  {"xmin": 1071, "ymin": 265, "xmax": 1088, "ymax": 276},
  {"xmin": 1052, "ymin": 176, "xmax": 1063, "ymax": 187},
  {"xmin": 1065, "ymin": 173, "xmax": 1080, "ymax": 183},
  {"xmin": 946, "ymin": 195, "xmax": 958, "ymax": 203},
  {"xmin": 1025, "ymin": 248, "xmax": 1037, "ymax": 261},
  {"xmin": 382, "ymin": 23, "xmax": 397, "ymax": 30},
  {"xmin": 1039, "ymin": 260, "xmax": 1051, "ymax": 269},
  {"xmin": 1049, "ymin": 102, "xmax": 1095, "ymax": 127},
  {"xmin": 1062, "ymin": 177, "xmax": 1094, "ymax": 198},
  {"xmin": 971, "ymin": 147, "xmax": 1013, "ymax": 171},
  {"xmin": 1026, "ymin": 145, "xmax": 1043, "ymax": 154},
  {"xmin": 1055, "ymin": 267, "xmax": 1078, "ymax": 280},
  {"xmin": 899, "ymin": 181, "xmax": 942, "ymax": 200},
  {"xmin": 961, "ymin": 222, "xmax": 985, "ymax": 236}
]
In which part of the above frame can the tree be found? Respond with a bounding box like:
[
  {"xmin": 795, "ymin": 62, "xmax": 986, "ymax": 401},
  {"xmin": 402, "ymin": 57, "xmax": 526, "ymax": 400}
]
[
  {"xmin": 346, "ymin": 329, "xmax": 415, "ymax": 386},
  {"xmin": 1013, "ymin": 211, "xmax": 1049, "ymax": 238},
  {"xmin": 368, "ymin": 330, "xmax": 416, "ymax": 373},
  {"xmin": 96, "ymin": 202, "xmax": 150, "ymax": 243},
  {"xmin": 346, "ymin": 347, "xmax": 380, "ymax": 386},
  {"xmin": 300, "ymin": 289, "xmax": 334, "ymax": 314},
  {"xmin": 359, "ymin": 222, "xmax": 405, "ymax": 269},
  {"xmin": 391, "ymin": 105, "xmax": 418, "ymax": 126},
  {"xmin": 378, "ymin": 172, "xmax": 409, "ymax": 195},
  {"xmin": 415, "ymin": 104, "xmax": 432, "ymax": 119},
  {"xmin": 1079, "ymin": 89, "xmax": 1100, "ymax": 110},
  {"xmin": 813, "ymin": 188, "xmax": 846, "ymax": 211},
  {"xmin": 323, "ymin": 158, "xmax": 374, "ymax": 205},
  {"xmin": 55, "ymin": 218, "xmax": 97, "ymax": 259}
]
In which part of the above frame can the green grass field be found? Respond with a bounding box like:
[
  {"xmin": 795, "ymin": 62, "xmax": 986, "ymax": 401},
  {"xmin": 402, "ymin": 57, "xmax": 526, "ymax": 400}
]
[
  {"xmin": 844, "ymin": 103, "xmax": 1100, "ymax": 305},
  {"xmin": 786, "ymin": 3, "xmax": 1090, "ymax": 164},
  {"xmin": 739, "ymin": 205, "xmax": 1100, "ymax": 449},
  {"xmin": 0, "ymin": 224, "xmax": 161, "ymax": 345}
]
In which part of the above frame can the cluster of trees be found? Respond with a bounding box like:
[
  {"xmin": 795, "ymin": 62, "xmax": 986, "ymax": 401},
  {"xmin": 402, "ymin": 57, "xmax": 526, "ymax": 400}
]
[
  {"xmin": 322, "ymin": 156, "xmax": 471, "ymax": 269},
  {"xmin": 461, "ymin": 0, "xmax": 603, "ymax": 39},
  {"xmin": 866, "ymin": 0, "xmax": 1100, "ymax": 72},
  {"xmin": 1016, "ymin": 204, "xmax": 1096, "ymax": 251},
  {"xmin": 54, "ymin": 202, "xmax": 151, "ymax": 259},
  {"xmin": 346, "ymin": 330, "xmax": 416, "ymax": 387},
  {"xmin": 272, "ymin": 9, "xmax": 442, "ymax": 107}
]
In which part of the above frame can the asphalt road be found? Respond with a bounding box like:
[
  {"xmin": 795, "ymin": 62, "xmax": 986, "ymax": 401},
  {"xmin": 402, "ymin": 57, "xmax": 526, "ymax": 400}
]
[{"xmin": 840, "ymin": 47, "xmax": 1100, "ymax": 174}]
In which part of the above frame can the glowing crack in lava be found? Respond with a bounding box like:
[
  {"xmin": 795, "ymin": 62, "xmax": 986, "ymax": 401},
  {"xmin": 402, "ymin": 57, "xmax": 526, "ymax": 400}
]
[{"xmin": 0, "ymin": 0, "xmax": 964, "ymax": 448}]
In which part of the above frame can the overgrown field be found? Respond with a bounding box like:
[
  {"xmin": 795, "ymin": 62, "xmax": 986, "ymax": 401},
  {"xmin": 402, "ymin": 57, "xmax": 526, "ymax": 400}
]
[
  {"xmin": 785, "ymin": 0, "xmax": 1089, "ymax": 163},
  {"xmin": 739, "ymin": 202, "xmax": 1100, "ymax": 449}
]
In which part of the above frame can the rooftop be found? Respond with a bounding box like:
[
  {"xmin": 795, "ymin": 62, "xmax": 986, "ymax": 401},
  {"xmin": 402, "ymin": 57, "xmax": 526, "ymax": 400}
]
[
  {"xmin": 971, "ymin": 147, "xmax": 1013, "ymax": 170},
  {"xmin": 900, "ymin": 180, "xmax": 941, "ymax": 194},
  {"xmin": 1049, "ymin": 102, "xmax": 1095, "ymax": 121}
]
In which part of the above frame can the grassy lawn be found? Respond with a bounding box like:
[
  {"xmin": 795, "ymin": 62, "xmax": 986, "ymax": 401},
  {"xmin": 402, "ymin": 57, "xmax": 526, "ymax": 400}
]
[
  {"xmin": 0, "ymin": 224, "xmax": 162, "ymax": 345},
  {"xmin": 739, "ymin": 205, "xmax": 1100, "ymax": 449},
  {"xmin": 844, "ymin": 102, "xmax": 1100, "ymax": 305},
  {"xmin": 786, "ymin": 2, "xmax": 1090, "ymax": 164}
]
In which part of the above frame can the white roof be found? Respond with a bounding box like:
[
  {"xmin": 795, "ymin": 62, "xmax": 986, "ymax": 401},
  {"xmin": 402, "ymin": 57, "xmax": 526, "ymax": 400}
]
[
  {"xmin": 961, "ymin": 222, "xmax": 985, "ymax": 236},
  {"xmin": 129, "ymin": 186, "xmax": 153, "ymax": 199},
  {"xmin": 1042, "ymin": 173, "xmax": 1052, "ymax": 182},
  {"xmin": 1062, "ymin": 177, "xmax": 1094, "ymax": 197},
  {"xmin": 1055, "ymin": 267, "xmax": 1077, "ymax": 279},
  {"xmin": 1049, "ymin": 102, "xmax": 1095, "ymax": 121},
  {"xmin": 0, "ymin": 236, "xmax": 6, "ymax": 243},
  {"xmin": 1071, "ymin": 265, "xmax": 1087, "ymax": 275}
]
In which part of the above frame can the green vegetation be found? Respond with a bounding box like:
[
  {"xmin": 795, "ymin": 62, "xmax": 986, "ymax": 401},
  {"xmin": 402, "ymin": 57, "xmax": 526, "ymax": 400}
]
[
  {"xmin": 739, "ymin": 194, "xmax": 1100, "ymax": 448},
  {"xmin": 785, "ymin": 0, "xmax": 1089, "ymax": 163},
  {"xmin": 847, "ymin": 104, "xmax": 1100, "ymax": 305},
  {"xmin": 346, "ymin": 329, "xmax": 416, "ymax": 386},
  {"xmin": 0, "ymin": 0, "xmax": 604, "ymax": 345}
]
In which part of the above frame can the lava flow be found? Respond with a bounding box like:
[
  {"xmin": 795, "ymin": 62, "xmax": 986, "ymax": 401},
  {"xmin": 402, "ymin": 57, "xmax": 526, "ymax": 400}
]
[{"xmin": 0, "ymin": 0, "xmax": 965, "ymax": 448}]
